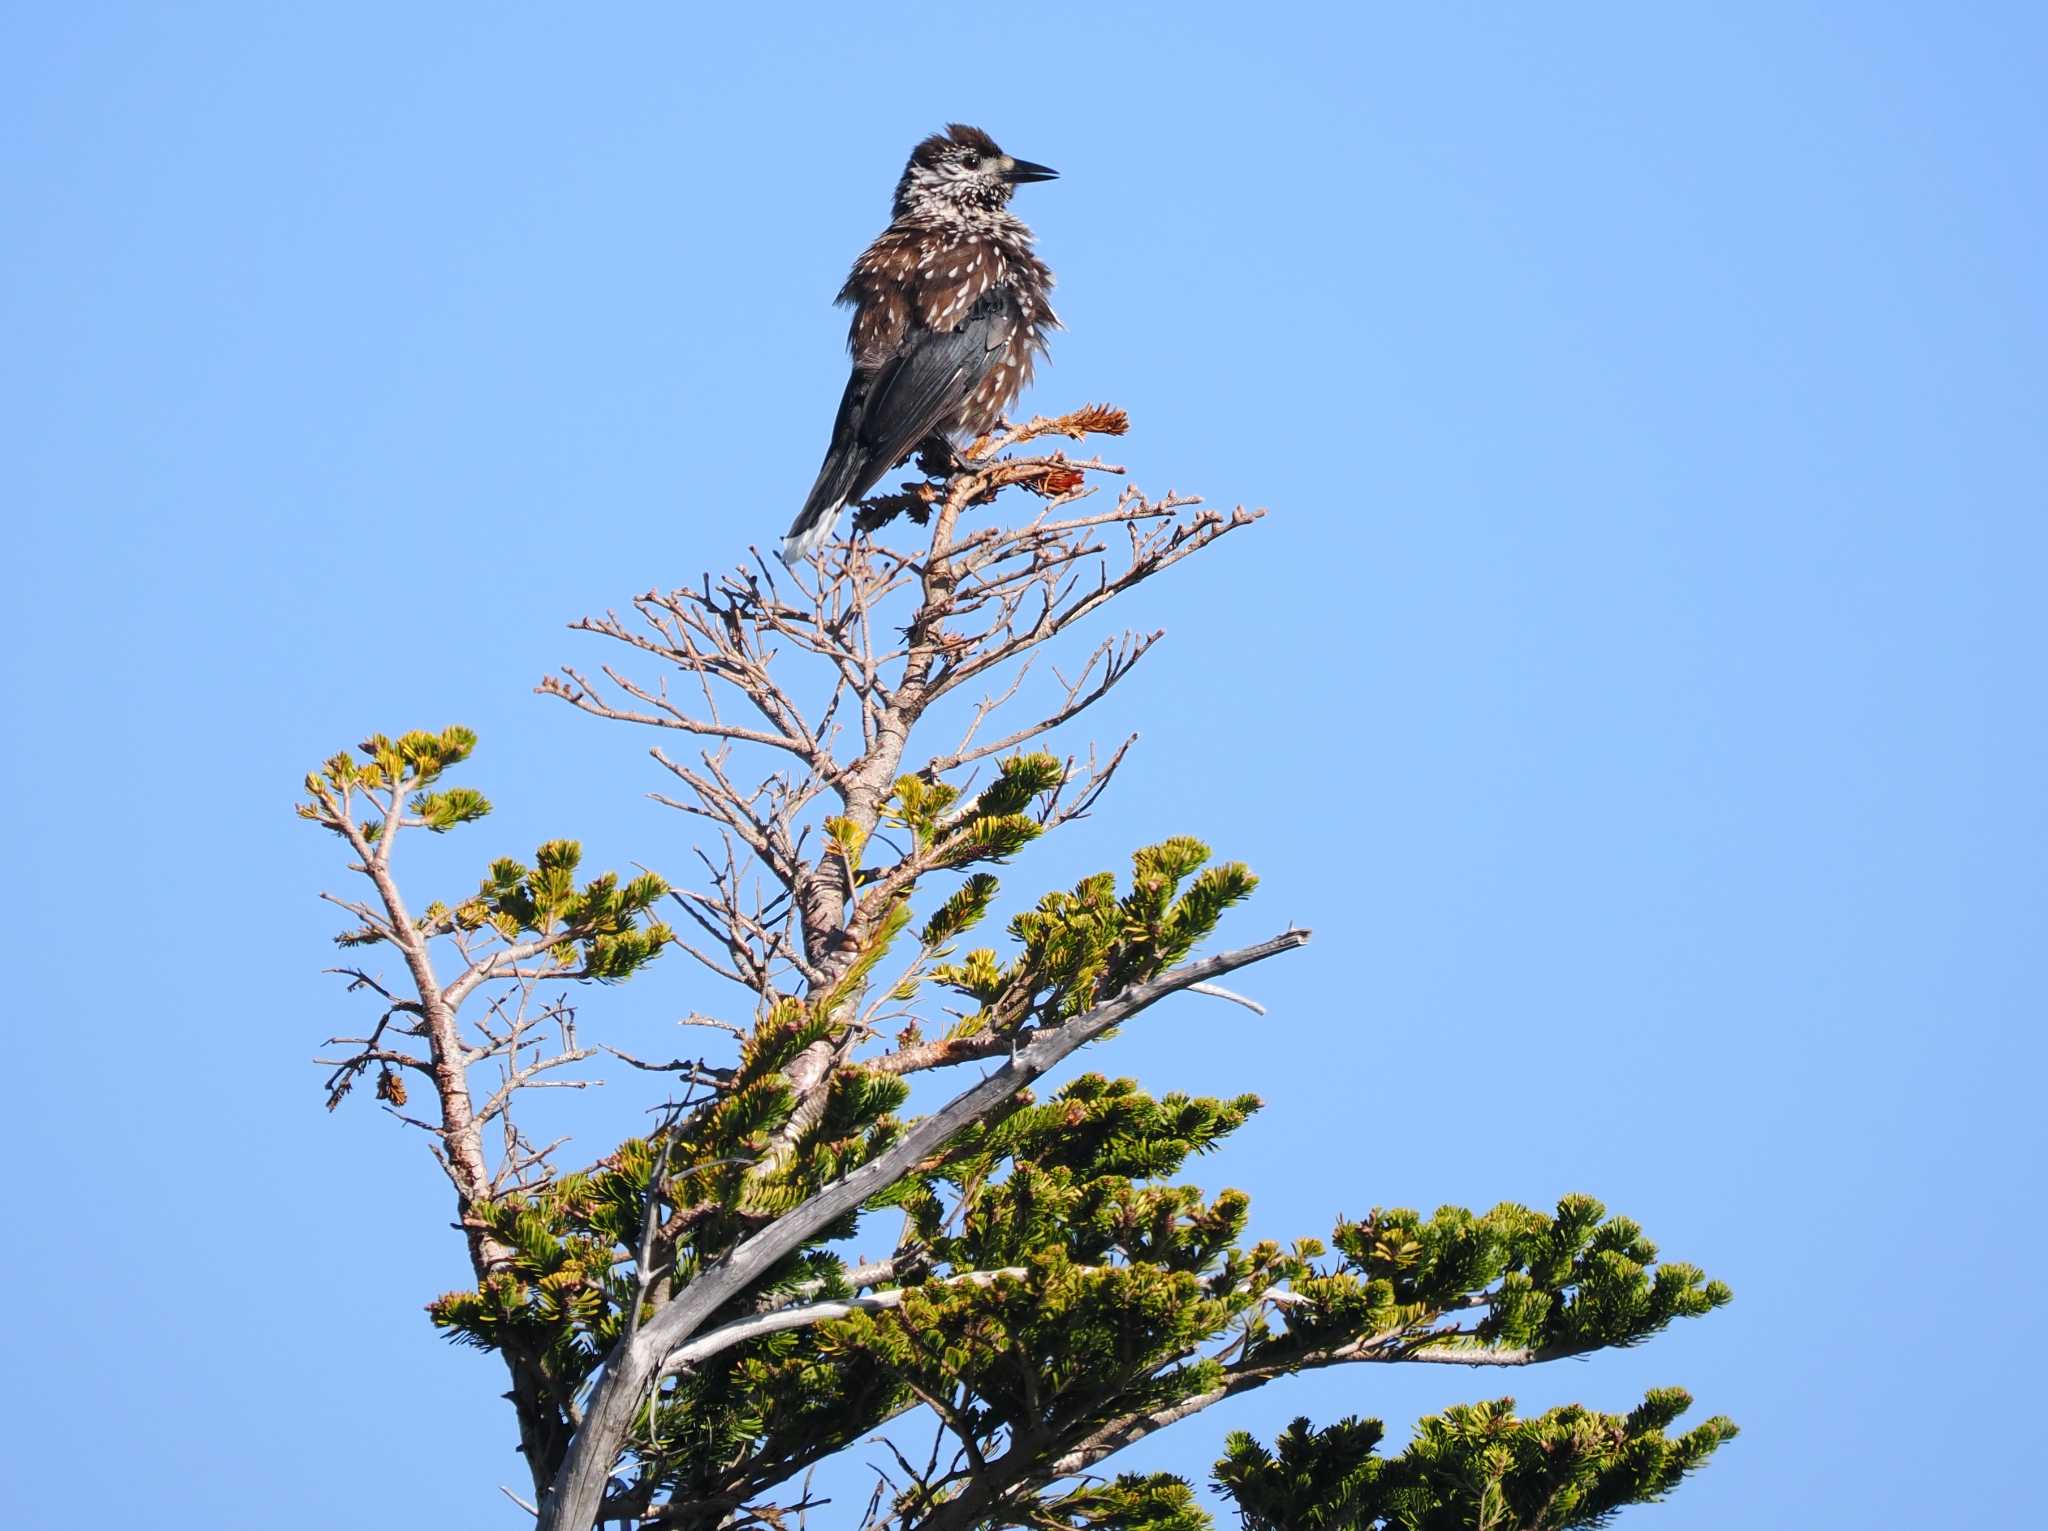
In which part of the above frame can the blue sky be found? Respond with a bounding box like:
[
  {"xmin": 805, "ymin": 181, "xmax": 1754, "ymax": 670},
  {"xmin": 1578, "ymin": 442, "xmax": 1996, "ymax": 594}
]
[{"xmin": 5, "ymin": 4, "xmax": 2044, "ymax": 1525}]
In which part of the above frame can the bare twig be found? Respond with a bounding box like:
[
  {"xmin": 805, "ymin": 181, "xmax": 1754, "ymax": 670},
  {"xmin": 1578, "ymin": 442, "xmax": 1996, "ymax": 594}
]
[{"xmin": 1187, "ymin": 982, "xmax": 1267, "ymax": 1016}]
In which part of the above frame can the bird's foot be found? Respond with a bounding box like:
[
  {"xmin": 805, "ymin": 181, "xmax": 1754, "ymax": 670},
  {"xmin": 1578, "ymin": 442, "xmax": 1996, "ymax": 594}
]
[{"xmin": 913, "ymin": 435, "xmax": 971, "ymax": 480}]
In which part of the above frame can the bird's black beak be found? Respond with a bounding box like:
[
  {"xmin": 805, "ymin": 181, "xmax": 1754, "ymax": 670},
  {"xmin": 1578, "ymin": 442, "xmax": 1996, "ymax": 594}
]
[{"xmin": 1003, "ymin": 157, "xmax": 1059, "ymax": 184}]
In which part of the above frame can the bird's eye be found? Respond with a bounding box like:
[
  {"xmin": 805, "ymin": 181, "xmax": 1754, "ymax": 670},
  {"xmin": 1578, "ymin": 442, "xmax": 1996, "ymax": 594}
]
[{"xmin": 960, "ymin": 153, "xmax": 981, "ymax": 170}]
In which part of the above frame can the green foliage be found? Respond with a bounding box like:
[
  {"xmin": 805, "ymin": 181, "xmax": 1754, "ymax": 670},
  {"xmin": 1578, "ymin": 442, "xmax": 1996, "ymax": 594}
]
[
  {"xmin": 445, "ymin": 841, "xmax": 672, "ymax": 980},
  {"xmin": 297, "ymin": 725, "xmax": 483, "ymax": 834},
  {"xmin": 1218, "ymin": 1196, "xmax": 1732, "ymax": 1374},
  {"xmin": 824, "ymin": 813, "xmax": 870, "ymax": 873},
  {"xmin": 887, "ymin": 773, "xmax": 963, "ymax": 846},
  {"xmin": 919, "ymin": 871, "xmax": 1000, "ymax": 949},
  {"xmin": 929, "ymin": 839, "xmax": 1257, "ymax": 1033},
  {"xmin": 299, "ymin": 727, "xmax": 670, "ymax": 978},
  {"xmin": 970, "ymin": 751, "xmax": 1066, "ymax": 816},
  {"xmin": 429, "ymin": 1036, "xmax": 917, "ymax": 1407},
  {"xmin": 732, "ymin": 998, "xmax": 837, "ymax": 1089},
  {"xmin": 811, "ymin": 897, "xmax": 913, "ymax": 1019},
  {"xmin": 409, "ymin": 783, "xmax": 491, "ymax": 832},
  {"xmin": 832, "ymin": 1098, "xmax": 1732, "ymax": 1530},
  {"xmin": 828, "ymin": 1249, "xmax": 1229, "ymax": 1442},
  {"xmin": 855, "ymin": 1076, "xmax": 1256, "ymax": 1290},
  {"xmin": 429, "ymin": 1158, "xmax": 653, "ymax": 1384},
  {"xmin": 1041, "ymin": 1475, "xmax": 1212, "ymax": 1531},
  {"xmin": 1214, "ymin": 1393, "xmax": 1738, "ymax": 1531},
  {"xmin": 1213, "ymin": 1416, "xmax": 1386, "ymax": 1530},
  {"xmin": 939, "ymin": 812, "xmax": 1042, "ymax": 868},
  {"xmin": 421, "ymin": 999, "xmax": 1733, "ymax": 1531},
  {"xmin": 884, "ymin": 754, "xmax": 1066, "ymax": 871},
  {"xmin": 307, "ymin": 726, "xmax": 1733, "ymax": 1530}
]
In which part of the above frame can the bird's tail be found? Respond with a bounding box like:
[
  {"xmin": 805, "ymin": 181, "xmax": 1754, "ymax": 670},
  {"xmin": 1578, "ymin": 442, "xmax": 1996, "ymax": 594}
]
[
  {"xmin": 779, "ymin": 492, "xmax": 844, "ymax": 565},
  {"xmin": 784, "ymin": 368, "xmax": 881, "ymax": 564}
]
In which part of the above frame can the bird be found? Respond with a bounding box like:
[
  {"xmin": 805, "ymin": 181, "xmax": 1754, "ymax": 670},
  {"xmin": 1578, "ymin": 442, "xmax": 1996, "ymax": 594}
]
[{"xmin": 780, "ymin": 124, "xmax": 1060, "ymax": 564}]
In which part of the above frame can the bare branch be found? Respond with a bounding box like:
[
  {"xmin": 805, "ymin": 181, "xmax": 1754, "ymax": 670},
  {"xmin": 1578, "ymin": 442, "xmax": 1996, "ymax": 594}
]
[
  {"xmin": 1186, "ymin": 982, "xmax": 1267, "ymax": 1016},
  {"xmin": 499, "ymin": 1485, "xmax": 539, "ymax": 1517}
]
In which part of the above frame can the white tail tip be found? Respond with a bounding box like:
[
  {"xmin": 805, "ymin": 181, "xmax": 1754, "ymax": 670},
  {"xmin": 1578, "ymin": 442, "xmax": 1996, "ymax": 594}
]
[{"xmin": 778, "ymin": 505, "xmax": 842, "ymax": 566}]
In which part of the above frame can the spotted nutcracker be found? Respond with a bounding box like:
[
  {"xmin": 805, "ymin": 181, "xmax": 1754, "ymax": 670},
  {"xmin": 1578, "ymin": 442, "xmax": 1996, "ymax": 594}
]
[{"xmin": 780, "ymin": 124, "xmax": 1059, "ymax": 564}]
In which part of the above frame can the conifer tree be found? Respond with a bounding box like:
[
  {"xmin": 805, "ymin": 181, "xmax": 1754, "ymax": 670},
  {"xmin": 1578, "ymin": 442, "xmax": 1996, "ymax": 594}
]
[{"xmin": 302, "ymin": 407, "xmax": 1734, "ymax": 1529}]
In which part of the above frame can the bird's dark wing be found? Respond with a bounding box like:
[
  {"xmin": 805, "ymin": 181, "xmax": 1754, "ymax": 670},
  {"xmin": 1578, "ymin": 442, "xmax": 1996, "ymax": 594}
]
[
  {"xmin": 846, "ymin": 292, "xmax": 1015, "ymax": 501},
  {"xmin": 783, "ymin": 288, "xmax": 1015, "ymax": 563}
]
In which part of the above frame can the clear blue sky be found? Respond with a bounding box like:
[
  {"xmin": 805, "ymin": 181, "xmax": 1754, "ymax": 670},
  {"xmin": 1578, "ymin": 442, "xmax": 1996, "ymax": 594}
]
[{"xmin": 5, "ymin": 4, "xmax": 2043, "ymax": 1526}]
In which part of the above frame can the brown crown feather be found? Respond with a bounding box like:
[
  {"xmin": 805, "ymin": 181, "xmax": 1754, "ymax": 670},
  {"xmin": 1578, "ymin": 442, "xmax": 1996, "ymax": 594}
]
[{"xmin": 909, "ymin": 122, "xmax": 1003, "ymax": 165}]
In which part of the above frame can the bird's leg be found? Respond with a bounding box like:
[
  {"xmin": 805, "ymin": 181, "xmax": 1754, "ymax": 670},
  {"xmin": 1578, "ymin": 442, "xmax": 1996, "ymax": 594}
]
[{"xmin": 912, "ymin": 434, "xmax": 970, "ymax": 482}]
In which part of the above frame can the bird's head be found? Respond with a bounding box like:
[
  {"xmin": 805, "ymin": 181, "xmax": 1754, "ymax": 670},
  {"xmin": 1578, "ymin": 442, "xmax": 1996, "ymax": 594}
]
[{"xmin": 892, "ymin": 124, "xmax": 1057, "ymax": 221}]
